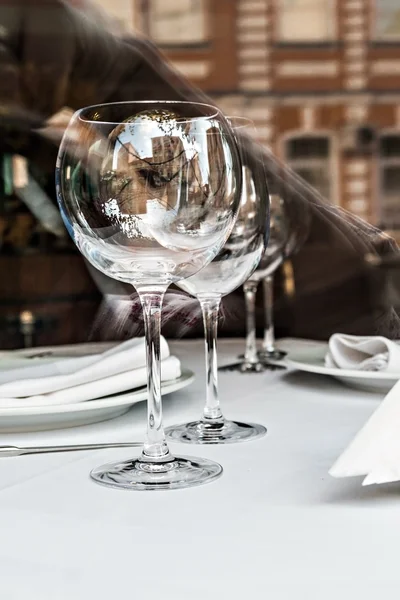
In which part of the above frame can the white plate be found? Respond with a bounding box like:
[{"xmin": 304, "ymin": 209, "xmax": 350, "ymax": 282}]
[
  {"xmin": 286, "ymin": 344, "xmax": 398, "ymax": 393},
  {"xmin": 0, "ymin": 369, "xmax": 195, "ymax": 433}
]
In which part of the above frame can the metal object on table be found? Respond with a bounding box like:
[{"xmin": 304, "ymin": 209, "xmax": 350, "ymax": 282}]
[{"xmin": 0, "ymin": 442, "xmax": 143, "ymax": 457}]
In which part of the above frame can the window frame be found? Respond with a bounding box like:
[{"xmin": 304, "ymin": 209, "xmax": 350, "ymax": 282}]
[
  {"xmin": 276, "ymin": 0, "xmax": 337, "ymax": 45},
  {"xmin": 372, "ymin": 0, "xmax": 400, "ymax": 43},
  {"xmin": 378, "ymin": 129, "xmax": 400, "ymax": 230},
  {"xmin": 146, "ymin": 0, "xmax": 210, "ymax": 48},
  {"xmin": 280, "ymin": 130, "xmax": 339, "ymax": 205}
]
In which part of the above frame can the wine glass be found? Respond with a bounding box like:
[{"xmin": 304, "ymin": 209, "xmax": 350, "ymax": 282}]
[
  {"xmin": 164, "ymin": 118, "xmax": 269, "ymax": 444},
  {"xmin": 260, "ymin": 273, "xmax": 286, "ymax": 361},
  {"xmin": 259, "ymin": 188, "xmax": 311, "ymax": 363},
  {"xmin": 241, "ymin": 195, "xmax": 288, "ymax": 371},
  {"xmin": 219, "ymin": 194, "xmax": 288, "ymax": 373},
  {"xmin": 259, "ymin": 194, "xmax": 289, "ymax": 362},
  {"xmin": 56, "ymin": 101, "xmax": 242, "ymax": 490}
]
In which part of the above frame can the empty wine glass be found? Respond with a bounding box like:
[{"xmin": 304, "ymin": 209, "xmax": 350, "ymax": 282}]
[
  {"xmin": 220, "ymin": 194, "xmax": 288, "ymax": 373},
  {"xmin": 259, "ymin": 188, "xmax": 311, "ymax": 363},
  {"xmin": 241, "ymin": 195, "xmax": 288, "ymax": 371},
  {"xmin": 56, "ymin": 101, "xmax": 242, "ymax": 490},
  {"xmin": 165, "ymin": 118, "xmax": 269, "ymax": 444},
  {"xmin": 259, "ymin": 195, "xmax": 289, "ymax": 362}
]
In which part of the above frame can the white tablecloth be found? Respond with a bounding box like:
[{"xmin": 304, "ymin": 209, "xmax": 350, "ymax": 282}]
[{"xmin": 0, "ymin": 339, "xmax": 398, "ymax": 599}]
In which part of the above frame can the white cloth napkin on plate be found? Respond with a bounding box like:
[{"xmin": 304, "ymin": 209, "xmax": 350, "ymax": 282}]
[
  {"xmin": 329, "ymin": 377, "xmax": 400, "ymax": 485},
  {"xmin": 0, "ymin": 337, "xmax": 181, "ymax": 408},
  {"xmin": 325, "ymin": 334, "xmax": 400, "ymax": 372}
]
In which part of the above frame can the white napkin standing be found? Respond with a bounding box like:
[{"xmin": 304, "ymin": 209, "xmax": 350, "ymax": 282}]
[
  {"xmin": 0, "ymin": 337, "xmax": 181, "ymax": 408},
  {"xmin": 329, "ymin": 377, "xmax": 400, "ymax": 485},
  {"xmin": 325, "ymin": 334, "xmax": 400, "ymax": 372}
]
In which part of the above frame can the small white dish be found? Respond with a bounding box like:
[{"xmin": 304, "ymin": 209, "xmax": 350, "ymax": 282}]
[
  {"xmin": 0, "ymin": 369, "xmax": 195, "ymax": 433},
  {"xmin": 286, "ymin": 344, "xmax": 399, "ymax": 393}
]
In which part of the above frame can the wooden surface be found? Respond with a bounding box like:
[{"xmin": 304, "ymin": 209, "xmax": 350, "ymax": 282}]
[{"xmin": 0, "ymin": 252, "xmax": 101, "ymax": 348}]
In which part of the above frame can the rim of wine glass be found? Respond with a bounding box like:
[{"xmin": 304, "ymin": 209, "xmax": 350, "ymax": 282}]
[
  {"xmin": 76, "ymin": 100, "xmax": 224, "ymax": 125},
  {"xmin": 227, "ymin": 116, "xmax": 255, "ymax": 130}
]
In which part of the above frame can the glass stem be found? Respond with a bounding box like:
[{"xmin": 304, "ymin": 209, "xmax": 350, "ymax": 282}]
[
  {"xmin": 199, "ymin": 295, "xmax": 224, "ymax": 423},
  {"xmin": 262, "ymin": 275, "xmax": 275, "ymax": 353},
  {"xmin": 243, "ymin": 280, "xmax": 259, "ymax": 364},
  {"xmin": 137, "ymin": 286, "xmax": 172, "ymax": 464}
]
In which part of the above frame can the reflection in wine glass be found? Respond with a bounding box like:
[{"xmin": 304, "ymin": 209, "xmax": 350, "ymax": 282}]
[{"xmin": 56, "ymin": 101, "xmax": 242, "ymax": 489}]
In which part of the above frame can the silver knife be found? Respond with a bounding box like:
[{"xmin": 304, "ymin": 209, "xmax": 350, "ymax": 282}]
[{"xmin": 0, "ymin": 442, "xmax": 142, "ymax": 457}]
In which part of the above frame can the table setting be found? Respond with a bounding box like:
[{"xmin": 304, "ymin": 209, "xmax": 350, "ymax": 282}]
[
  {"xmin": 2, "ymin": 100, "xmax": 400, "ymax": 598},
  {"xmin": 0, "ymin": 337, "xmax": 192, "ymax": 431},
  {"xmin": 286, "ymin": 334, "xmax": 400, "ymax": 393},
  {"xmin": 1, "ymin": 336, "xmax": 400, "ymax": 599}
]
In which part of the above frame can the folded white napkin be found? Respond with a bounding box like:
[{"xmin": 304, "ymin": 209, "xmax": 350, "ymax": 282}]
[
  {"xmin": 329, "ymin": 377, "xmax": 400, "ymax": 485},
  {"xmin": 325, "ymin": 334, "xmax": 400, "ymax": 372},
  {"xmin": 0, "ymin": 338, "xmax": 181, "ymax": 408}
]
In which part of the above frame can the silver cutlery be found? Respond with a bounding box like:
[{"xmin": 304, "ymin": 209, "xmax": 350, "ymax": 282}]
[{"xmin": 0, "ymin": 442, "xmax": 143, "ymax": 457}]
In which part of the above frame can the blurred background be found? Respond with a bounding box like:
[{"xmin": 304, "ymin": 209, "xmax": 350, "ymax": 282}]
[{"xmin": 1, "ymin": 0, "xmax": 400, "ymax": 348}]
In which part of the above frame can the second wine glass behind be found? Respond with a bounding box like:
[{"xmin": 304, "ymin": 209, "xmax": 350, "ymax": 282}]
[
  {"xmin": 165, "ymin": 154, "xmax": 269, "ymax": 444},
  {"xmin": 222, "ymin": 194, "xmax": 288, "ymax": 373}
]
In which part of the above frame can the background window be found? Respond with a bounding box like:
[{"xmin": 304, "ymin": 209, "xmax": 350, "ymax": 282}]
[
  {"xmin": 278, "ymin": 0, "xmax": 335, "ymax": 42},
  {"xmin": 375, "ymin": 0, "xmax": 400, "ymax": 40},
  {"xmin": 148, "ymin": 0, "xmax": 208, "ymax": 45},
  {"xmin": 379, "ymin": 134, "xmax": 400, "ymax": 229},
  {"xmin": 90, "ymin": 0, "xmax": 136, "ymax": 33},
  {"xmin": 285, "ymin": 136, "xmax": 332, "ymax": 200}
]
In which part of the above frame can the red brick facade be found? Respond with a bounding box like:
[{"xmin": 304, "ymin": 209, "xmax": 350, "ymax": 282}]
[{"xmin": 131, "ymin": 0, "xmax": 400, "ymax": 232}]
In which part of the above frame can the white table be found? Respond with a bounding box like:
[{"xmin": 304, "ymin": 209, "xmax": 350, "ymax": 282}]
[{"xmin": 0, "ymin": 339, "xmax": 398, "ymax": 599}]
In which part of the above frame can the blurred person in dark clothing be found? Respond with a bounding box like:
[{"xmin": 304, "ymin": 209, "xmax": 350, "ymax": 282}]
[{"xmin": 0, "ymin": 0, "xmax": 398, "ymax": 341}]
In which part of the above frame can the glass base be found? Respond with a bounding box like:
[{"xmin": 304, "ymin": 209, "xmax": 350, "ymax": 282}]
[
  {"xmin": 219, "ymin": 360, "xmax": 285, "ymax": 372},
  {"xmin": 165, "ymin": 419, "xmax": 267, "ymax": 444},
  {"xmin": 218, "ymin": 361, "xmax": 266, "ymax": 373},
  {"xmin": 240, "ymin": 361, "xmax": 266, "ymax": 373},
  {"xmin": 259, "ymin": 349, "xmax": 286, "ymax": 361},
  {"xmin": 90, "ymin": 455, "xmax": 223, "ymax": 491}
]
